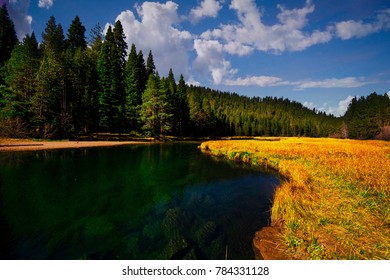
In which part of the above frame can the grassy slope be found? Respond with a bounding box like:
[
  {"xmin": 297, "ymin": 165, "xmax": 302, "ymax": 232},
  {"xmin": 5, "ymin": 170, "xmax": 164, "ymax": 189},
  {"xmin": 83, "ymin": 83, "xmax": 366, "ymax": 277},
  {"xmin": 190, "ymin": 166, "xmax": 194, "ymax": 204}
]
[{"xmin": 200, "ymin": 137, "xmax": 390, "ymax": 259}]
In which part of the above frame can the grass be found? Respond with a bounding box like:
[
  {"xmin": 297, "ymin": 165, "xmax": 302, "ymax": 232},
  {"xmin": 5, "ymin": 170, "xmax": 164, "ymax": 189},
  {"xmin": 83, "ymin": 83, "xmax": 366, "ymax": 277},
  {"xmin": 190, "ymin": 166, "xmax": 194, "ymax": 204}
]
[{"xmin": 200, "ymin": 137, "xmax": 390, "ymax": 259}]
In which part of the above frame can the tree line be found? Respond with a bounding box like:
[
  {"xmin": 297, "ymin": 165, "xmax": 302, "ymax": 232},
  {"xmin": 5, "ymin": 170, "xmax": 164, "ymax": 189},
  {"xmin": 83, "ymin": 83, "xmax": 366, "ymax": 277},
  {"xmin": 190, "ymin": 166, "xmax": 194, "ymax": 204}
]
[{"xmin": 1, "ymin": 5, "xmax": 389, "ymax": 140}]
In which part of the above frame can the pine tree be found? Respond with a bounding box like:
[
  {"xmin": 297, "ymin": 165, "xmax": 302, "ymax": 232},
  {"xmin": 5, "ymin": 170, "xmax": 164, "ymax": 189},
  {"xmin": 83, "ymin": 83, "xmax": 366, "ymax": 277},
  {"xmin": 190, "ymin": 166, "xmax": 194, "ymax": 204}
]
[
  {"xmin": 97, "ymin": 26, "xmax": 116, "ymax": 131},
  {"xmin": 33, "ymin": 16, "xmax": 68, "ymax": 138},
  {"xmin": 88, "ymin": 23, "xmax": 103, "ymax": 53},
  {"xmin": 137, "ymin": 50, "xmax": 147, "ymax": 93},
  {"xmin": 125, "ymin": 43, "xmax": 142, "ymax": 130},
  {"xmin": 0, "ymin": 4, "xmax": 18, "ymax": 68},
  {"xmin": 67, "ymin": 15, "xmax": 87, "ymax": 52},
  {"xmin": 140, "ymin": 74, "xmax": 173, "ymax": 136},
  {"xmin": 146, "ymin": 50, "xmax": 156, "ymax": 78},
  {"xmin": 41, "ymin": 16, "xmax": 65, "ymax": 53},
  {"xmin": 113, "ymin": 20, "xmax": 128, "ymax": 130},
  {"xmin": 176, "ymin": 74, "xmax": 189, "ymax": 135},
  {"xmin": 3, "ymin": 33, "xmax": 40, "ymax": 100}
]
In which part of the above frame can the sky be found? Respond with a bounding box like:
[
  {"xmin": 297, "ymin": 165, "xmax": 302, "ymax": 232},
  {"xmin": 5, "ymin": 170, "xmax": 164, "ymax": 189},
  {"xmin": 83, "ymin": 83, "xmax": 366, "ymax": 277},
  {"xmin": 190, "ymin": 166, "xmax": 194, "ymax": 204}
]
[{"xmin": 3, "ymin": 0, "xmax": 390, "ymax": 116}]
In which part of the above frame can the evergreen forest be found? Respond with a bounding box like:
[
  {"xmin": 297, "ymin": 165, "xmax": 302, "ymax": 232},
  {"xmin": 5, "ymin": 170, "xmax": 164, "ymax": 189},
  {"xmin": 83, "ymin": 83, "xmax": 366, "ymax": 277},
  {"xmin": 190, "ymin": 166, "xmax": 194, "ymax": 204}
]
[{"xmin": 1, "ymin": 6, "xmax": 389, "ymax": 140}]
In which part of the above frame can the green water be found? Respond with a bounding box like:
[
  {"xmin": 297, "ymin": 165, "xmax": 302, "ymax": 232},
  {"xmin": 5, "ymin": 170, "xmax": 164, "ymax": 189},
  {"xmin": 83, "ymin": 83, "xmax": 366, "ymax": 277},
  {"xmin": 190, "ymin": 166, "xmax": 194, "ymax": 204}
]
[{"xmin": 0, "ymin": 143, "xmax": 279, "ymax": 260}]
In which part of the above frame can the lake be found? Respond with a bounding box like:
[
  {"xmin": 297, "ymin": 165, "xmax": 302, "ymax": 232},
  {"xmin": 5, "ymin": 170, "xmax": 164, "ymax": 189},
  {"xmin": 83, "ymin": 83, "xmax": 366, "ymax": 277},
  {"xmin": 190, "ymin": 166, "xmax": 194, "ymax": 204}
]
[{"xmin": 0, "ymin": 143, "xmax": 279, "ymax": 260}]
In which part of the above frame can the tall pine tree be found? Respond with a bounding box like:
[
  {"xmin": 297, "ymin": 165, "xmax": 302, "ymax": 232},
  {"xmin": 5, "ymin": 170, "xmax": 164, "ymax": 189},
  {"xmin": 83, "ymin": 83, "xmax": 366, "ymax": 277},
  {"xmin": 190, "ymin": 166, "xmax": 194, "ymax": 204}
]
[
  {"xmin": 125, "ymin": 44, "xmax": 142, "ymax": 131},
  {"xmin": 97, "ymin": 21, "xmax": 127, "ymax": 131},
  {"xmin": 33, "ymin": 16, "xmax": 68, "ymax": 138},
  {"xmin": 146, "ymin": 50, "xmax": 156, "ymax": 78},
  {"xmin": 67, "ymin": 15, "xmax": 87, "ymax": 52},
  {"xmin": 0, "ymin": 4, "xmax": 18, "ymax": 68}
]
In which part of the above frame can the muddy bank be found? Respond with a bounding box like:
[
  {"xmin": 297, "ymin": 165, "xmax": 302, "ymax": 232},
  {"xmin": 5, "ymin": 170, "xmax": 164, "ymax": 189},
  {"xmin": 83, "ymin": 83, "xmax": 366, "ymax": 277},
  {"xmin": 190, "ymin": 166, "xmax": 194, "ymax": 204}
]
[{"xmin": 253, "ymin": 225, "xmax": 289, "ymax": 260}]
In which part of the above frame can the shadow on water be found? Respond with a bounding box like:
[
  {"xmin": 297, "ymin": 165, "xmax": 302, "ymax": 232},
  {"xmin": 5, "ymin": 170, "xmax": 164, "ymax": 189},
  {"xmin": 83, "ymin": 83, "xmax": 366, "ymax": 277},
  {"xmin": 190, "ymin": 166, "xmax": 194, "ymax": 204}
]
[{"xmin": 0, "ymin": 143, "xmax": 279, "ymax": 260}]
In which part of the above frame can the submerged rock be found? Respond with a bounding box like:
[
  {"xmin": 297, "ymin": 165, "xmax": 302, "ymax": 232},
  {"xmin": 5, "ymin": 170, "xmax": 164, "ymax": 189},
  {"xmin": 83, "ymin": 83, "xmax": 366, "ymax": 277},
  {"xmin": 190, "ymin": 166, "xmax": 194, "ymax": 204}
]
[
  {"xmin": 194, "ymin": 221, "xmax": 217, "ymax": 247},
  {"xmin": 161, "ymin": 235, "xmax": 190, "ymax": 259},
  {"xmin": 162, "ymin": 208, "xmax": 188, "ymax": 236}
]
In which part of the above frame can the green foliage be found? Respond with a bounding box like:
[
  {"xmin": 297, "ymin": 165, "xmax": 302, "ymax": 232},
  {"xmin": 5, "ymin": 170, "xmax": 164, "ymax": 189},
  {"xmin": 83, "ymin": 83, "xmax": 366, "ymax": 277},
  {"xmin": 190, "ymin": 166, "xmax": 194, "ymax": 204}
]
[
  {"xmin": 343, "ymin": 92, "xmax": 390, "ymax": 139},
  {"xmin": 125, "ymin": 44, "xmax": 144, "ymax": 131},
  {"xmin": 186, "ymin": 86, "xmax": 339, "ymax": 137},
  {"xmin": 146, "ymin": 50, "xmax": 156, "ymax": 78},
  {"xmin": 41, "ymin": 16, "xmax": 65, "ymax": 54},
  {"xmin": 140, "ymin": 74, "xmax": 173, "ymax": 136},
  {"xmin": 67, "ymin": 16, "xmax": 87, "ymax": 51}
]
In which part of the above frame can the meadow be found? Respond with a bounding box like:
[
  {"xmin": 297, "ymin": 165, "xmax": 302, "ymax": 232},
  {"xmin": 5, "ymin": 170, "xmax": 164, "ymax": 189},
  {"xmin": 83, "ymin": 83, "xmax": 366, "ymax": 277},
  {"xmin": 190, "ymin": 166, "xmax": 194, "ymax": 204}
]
[{"xmin": 200, "ymin": 137, "xmax": 390, "ymax": 259}]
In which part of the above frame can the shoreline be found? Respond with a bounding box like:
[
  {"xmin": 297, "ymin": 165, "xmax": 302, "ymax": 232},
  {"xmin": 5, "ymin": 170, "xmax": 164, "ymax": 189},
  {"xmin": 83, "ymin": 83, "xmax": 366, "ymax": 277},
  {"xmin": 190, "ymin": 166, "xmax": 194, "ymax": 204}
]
[
  {"xmin": 200, "ymin": 138, "xmax": 390, "ymax": 260},
  {"xmin": 0, "ymin": 139, "xmax": 152, "ymax": 152}
]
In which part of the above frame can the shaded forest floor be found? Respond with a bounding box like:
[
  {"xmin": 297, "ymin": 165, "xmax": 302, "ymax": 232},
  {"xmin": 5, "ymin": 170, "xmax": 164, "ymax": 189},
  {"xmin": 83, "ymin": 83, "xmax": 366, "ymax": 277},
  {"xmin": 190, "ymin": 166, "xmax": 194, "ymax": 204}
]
[{"xmin": 200, "ymin": 137, "xmax": 390, "ymax": 260}]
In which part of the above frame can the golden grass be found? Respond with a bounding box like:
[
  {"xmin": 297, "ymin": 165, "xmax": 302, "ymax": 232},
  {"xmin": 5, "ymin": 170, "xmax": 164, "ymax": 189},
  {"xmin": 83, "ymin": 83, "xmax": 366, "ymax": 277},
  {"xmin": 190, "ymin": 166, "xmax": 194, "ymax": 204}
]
[{"xmin": 200, "ymin": 137, "xmax": 390, "ymax": 259}]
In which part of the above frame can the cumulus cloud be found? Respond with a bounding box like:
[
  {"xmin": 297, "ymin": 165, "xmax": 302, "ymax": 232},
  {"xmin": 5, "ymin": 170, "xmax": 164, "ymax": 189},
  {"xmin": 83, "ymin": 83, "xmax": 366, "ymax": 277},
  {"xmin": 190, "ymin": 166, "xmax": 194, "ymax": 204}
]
[
  {"xmin": 112, "ymin": 1, "xmax": 193, "ymax": 77},
  {"xmin": 195, "ymin": 0, "xmax": 334, "ymax": 83},
  {"xmin": 38, "ymin": 0, "xmax": 54, "ymax": 9},
  {"xmin": 189, "ymin": 0, "xmax": 223, "ymax": 23},
  {"xmin": 335, "ymin": 9, "xmax": 390, "ymax": 40},
  {"xmin": 304, "ymin": 96, "xmax": 354, "ymax": 117},
  {"xmin": 106, "ymin": 1, "xmax": 387, "ymax": 87},
  {"xmin": 201, "ymin": 0, "xmax": 332, "ymax": 55},
  {"xmin": 193, "ymin": 39, "xmax": 237, "ymax": 85},
  {"xmin": 4, "ymin": 0, "xmax": 32, "ymax": 40}
]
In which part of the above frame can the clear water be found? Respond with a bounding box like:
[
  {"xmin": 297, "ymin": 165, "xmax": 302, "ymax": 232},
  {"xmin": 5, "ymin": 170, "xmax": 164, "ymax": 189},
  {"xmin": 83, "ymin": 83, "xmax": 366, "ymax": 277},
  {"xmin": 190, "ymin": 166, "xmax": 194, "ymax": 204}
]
[{"xmin": 0, "ymin": 143, "xmax": 279, "ymax": 260}]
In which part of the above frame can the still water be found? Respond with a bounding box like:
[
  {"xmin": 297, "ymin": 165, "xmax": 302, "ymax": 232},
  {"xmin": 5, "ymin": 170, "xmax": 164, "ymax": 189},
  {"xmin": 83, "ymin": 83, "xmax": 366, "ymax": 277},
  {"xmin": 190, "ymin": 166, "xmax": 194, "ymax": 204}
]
[{"xmin": 0, "ymin": 143, "xmax": 279, "ymax": 260}]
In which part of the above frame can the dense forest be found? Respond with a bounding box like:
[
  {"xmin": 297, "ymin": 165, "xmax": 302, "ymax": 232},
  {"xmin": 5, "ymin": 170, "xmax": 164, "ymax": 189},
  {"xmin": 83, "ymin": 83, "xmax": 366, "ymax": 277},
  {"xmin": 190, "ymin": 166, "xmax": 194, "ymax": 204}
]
[{"xmin": 1, "ymin": 6, "xmax": 389, "ymax": 140}]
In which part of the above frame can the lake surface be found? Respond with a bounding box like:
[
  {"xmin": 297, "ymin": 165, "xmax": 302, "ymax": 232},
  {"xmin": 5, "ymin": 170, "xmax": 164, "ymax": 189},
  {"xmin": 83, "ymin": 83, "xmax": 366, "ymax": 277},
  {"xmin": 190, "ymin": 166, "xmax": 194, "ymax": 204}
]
[{"xmin": 0, "ymin": 143, "xmax": 279, "ymax": 260}]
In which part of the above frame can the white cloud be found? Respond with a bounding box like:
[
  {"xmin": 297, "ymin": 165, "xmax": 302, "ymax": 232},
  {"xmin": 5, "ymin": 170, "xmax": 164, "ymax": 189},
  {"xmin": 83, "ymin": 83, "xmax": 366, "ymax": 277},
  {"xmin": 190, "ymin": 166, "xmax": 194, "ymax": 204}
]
[
  {"xmin": 201, "ymin": 0, "xmax": 332, "ymax": 55},
  {"xmin": 7, "ymin": 0, "xmax": 33, "ymax": 40},
  {"xmin": 294, "ymin": 77, "xmax": 368, "ymax": 90},
  {"xmin": 303, "ymin": 96, "xmax": 354, "ymax": 117},
  {"xmin": 224, "ymin": 75, "xmax": 284, "ymax": 87},
  {"xmin": 112, "ymin": 1, "xmax": 193, "ymax": 78},
  {"xmin": 189, "ymin": 0, "xmax": 223, "ymax": 23},
  {"xmin": 38, "ymin": 0, "xmax": 54, "ymax": 9},
  {"xmin": 220, "ymin": 75, "xmax": 368, "ymax": 90},
  {"xmin": 107, "ymin": 1, "xmax": 387, "ymax": 87},
  {"xmin": 193, "ymin": 39, "xmax": 237, "ymax": 85},
  {"xmin": 325, "ymin": 96, "xmax": 355, "ymax": 116},
  {"xmin": 335, "ymin": 9, "xmax": 390, "ymax": 40},
  {"xmin": 303, "ymin": 101, "xmax": 316, "ymax": 110}
]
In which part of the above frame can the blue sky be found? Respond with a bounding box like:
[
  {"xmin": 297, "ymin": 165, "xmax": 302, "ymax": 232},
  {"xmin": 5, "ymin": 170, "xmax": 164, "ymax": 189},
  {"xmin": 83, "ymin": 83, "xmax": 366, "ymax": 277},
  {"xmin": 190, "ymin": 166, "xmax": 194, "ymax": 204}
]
[{"xmin": 4, "ymin": 0, "xmax": 390, "ymax": 116}]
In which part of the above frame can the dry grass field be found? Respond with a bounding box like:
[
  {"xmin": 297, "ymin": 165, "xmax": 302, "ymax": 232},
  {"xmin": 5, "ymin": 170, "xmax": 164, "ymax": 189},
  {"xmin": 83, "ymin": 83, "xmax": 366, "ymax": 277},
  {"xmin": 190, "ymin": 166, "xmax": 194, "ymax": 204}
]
[{"xmin": 200, "ymin": 137, "xmax": 390, "ymax": 259}]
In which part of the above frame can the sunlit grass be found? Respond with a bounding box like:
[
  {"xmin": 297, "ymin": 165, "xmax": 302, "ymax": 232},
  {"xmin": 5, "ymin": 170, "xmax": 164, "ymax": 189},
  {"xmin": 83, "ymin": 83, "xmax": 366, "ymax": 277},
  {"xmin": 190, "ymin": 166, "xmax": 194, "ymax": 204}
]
[{"xmin": 200, "ymin": 137, "xmax": 390, "ymax": 259}]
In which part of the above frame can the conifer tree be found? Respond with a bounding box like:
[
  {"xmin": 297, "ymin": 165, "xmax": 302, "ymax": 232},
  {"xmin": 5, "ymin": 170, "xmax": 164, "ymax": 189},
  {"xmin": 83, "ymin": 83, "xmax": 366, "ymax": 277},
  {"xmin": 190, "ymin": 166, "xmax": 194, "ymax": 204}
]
[
  {"xmin": 146, "ymin": 50, "xmax": 156, "ymax": 78},
  {"xmin": 140, "ymin": 73, "xmax": 173, "ymax": 135},
  {"xmin": 3, "ymin": 33, "xmax": 40, "ymax": 100},
  {"xmin": 176, "ymin": 74, "xmax": 189, "ymax": 135},
  {"xmin": 97, "ymin": 21, "xmax": 127, "ymax": 131},
  {"xmin": 34, "ymin": 16, "xmax": 68, "ymax": 138},
  {"xmin": 112, "ymin": 20, "xmax": 128, "ymax": 130},
  {"xmin": 0, "ymin": 4, "xmax": 18, "ymax": 67},
  {"xmin": 125, "ymin": 44, "xmax": 142, "ymax": 130},
  {"xmin": 97, "ymin": 26, "xmax": 116, "ymax": 131},
  {"xmin": 67, "ymin": 15, "xmax": 87, "ymax": 52},
  {"xmin": 137, "ymin": 50, "xmax": 147, "ymax": 93}
]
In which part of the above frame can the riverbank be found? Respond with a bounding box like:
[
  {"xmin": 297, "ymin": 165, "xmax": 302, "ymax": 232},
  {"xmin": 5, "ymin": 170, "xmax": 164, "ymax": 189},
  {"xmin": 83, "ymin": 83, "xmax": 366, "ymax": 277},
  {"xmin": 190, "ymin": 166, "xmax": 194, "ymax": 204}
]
[
  {"xmin": 200, "ymin": 137, "xmax": 390, "ymax": 260},
  {"xmin": 0, "ymin": 138, "xmax": 152, "ymax": 152}
]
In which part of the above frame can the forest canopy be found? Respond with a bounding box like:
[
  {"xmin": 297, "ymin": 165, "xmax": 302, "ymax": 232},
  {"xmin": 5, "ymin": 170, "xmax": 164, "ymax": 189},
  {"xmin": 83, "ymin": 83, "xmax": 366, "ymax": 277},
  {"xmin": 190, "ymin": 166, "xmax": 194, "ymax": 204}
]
[{"xmin": 1, "ymin": 7, "xmax": 389, "ymax": 140}]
